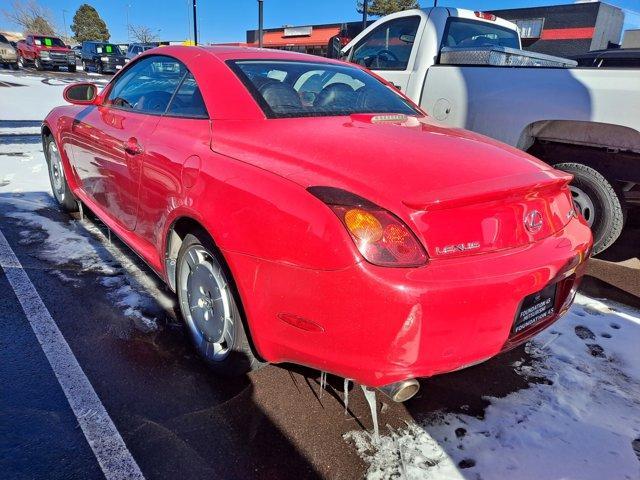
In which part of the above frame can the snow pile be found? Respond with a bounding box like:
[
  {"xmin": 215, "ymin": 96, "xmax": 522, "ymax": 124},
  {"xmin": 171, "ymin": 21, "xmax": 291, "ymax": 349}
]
[{"xmin": 346, "ymin": 295, "xmax": 640, "ymax": 480}]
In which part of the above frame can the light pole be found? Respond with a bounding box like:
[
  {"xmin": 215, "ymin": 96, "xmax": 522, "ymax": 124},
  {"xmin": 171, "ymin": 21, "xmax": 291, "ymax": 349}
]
[
  {"xmin": 126, "ymin": 3, "xmax": 131, "ymax": 43},
  {"xmin": 362, "ymin": 0, "xmax": 368, "ymax": 30},
  {"xmin": 62, "ymin": 9, "xmax": 68, "ymax": 42},
  {"xmin": 192, "ymin": 0, "xmax": 198, "ymax": 45},
  {"xmin": 257, "ymin": 0, "xmax": 264, "ymax": 48}
]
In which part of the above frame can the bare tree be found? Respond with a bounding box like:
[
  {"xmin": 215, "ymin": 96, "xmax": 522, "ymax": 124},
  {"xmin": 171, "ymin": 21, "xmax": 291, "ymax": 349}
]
[
  {"xmin": 128, "ymin": 24, "xmax": 159, "ymax": 43},
  {"xmin": 2, "ymin": 0, "xmax": 56, "ymax": 35}
]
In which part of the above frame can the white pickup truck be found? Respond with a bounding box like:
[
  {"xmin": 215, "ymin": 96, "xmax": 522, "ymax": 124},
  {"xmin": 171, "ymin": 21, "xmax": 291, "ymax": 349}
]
[{"xmin": 342, "ymin": 7, "xmax": 640, "ymax": 254}]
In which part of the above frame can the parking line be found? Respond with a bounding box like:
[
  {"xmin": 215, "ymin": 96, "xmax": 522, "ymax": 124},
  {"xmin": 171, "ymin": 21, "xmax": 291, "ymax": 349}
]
[{"xmin": 0, "ymin": 228, "xmax": 145, "ymax": 480}]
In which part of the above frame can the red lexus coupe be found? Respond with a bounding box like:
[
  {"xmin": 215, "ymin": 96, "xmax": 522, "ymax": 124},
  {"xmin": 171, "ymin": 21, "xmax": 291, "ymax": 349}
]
[{"xmin": 43, "ymin": 46, "xmax": 591, "ymax": 401}]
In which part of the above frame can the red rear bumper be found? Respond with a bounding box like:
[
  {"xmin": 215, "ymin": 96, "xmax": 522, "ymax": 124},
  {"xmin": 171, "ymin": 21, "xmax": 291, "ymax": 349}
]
[{"xmin": 225, "ymin": 216, "xmax": 592, "ymax": 387}]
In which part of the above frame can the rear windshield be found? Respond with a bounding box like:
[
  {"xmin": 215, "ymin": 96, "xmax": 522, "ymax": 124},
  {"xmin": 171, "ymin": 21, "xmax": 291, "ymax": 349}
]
[
  {"xmin": 442, "ymin": 18, "xmax": 520, "ymax": 49},
  {"xmin": 34, "ymin": 37, "xmax": 66, "ymax": 48},
  {"xmin": 229, "ymin": 60, "xmax": 419, "ymax": 119}
]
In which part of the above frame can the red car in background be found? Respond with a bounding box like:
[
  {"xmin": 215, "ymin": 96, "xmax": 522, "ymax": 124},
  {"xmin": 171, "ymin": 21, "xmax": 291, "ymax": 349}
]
[
  {"xmin": 42, "ymin": 47, "xmax": 591, "ymax": 401},
  {"xmin": 17, "ymin": 34, "xmax": 76, "ymax": 71}
]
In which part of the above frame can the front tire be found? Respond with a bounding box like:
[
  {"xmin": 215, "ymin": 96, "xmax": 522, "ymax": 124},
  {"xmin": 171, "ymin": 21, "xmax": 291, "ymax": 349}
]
[
  {"xmin": 44, "ymin": 135, "xmax": 78, "ymax": 212},
  {"xmin": 11, "ymin": 62, "xmax": 19, "ymax": 70},
  {"xmin": 176, "ymin": 232, "xmax": 261, "ymax": 376},
  {"xmin": 556, "ymin": 162, "xmax": 625, "ymax": 254},
  {"xmin": 68, "ymin": 65, "xmax": 76, "ymax": 73},
  {"xmin": 17, "ymin": 55, "xmax": 24, "ymax": 69},
  {"xmin": 34, "ymin": 57, "xmax": 43, "ymax": 70}
]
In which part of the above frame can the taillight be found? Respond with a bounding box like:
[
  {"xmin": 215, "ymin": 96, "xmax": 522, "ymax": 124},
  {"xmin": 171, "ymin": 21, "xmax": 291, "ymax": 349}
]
[
  {"xmin": 308, "ymin": 187, "xmax": 427, "ymax": 267},
  {"xmin": 474, "ymin": 11, "xmax": 497, "ymax": 21}
]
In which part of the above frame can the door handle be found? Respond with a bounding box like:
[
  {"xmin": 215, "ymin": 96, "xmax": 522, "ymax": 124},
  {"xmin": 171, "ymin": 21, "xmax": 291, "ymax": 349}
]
[{"xmin": 124, "ymin": 137, "xmax": 143, "ymax": 155}]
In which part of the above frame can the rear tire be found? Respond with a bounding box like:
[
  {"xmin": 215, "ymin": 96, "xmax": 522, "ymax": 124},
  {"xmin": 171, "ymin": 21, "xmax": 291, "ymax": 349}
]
[
  {"xmin": 176, "ymin": 232, "xmax": 261, "ymax": 376},
  {"xmin": 11, "ymin": 62, "xmax": 19, "ymax": 70},
  {"xmin": 68, "ymin": 65, "xmax": 76, "ymax": 73},
  {"xmin": 555, "ymin": 162, "xmax": 625, "ymax": 254},
  {"xmin": 44, "ymin": 135, "xmax": 78, "ymax": 212}
]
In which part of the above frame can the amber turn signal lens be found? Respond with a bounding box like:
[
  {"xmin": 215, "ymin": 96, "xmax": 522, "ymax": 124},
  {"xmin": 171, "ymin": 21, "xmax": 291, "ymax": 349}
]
[
  {"xmin": 306, "ymin": 186, "xmax": 428, "ymax": 267},
  {"xmin": 344, "ymin": 208, "xmax": 383, "ymax": 242}
]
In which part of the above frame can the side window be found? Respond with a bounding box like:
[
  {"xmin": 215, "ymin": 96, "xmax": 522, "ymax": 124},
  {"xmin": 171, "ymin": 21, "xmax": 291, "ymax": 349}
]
[
  {"xmin": 166, "ymin": 72, "xmax": 208, "ymax": 118},
  {"xmin": 106, "ymin": 55, "xmax": 186, "ymax": 115},
  {"xmin": 351, "ymin": 16, "xmax": 420, "ymax": 71}
]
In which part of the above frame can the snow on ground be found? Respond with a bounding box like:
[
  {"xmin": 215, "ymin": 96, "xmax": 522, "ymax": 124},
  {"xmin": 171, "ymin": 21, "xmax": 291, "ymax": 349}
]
[
  {"xmin": 346, "ymin": 296, "xmax": 640, "ymax": 480},
  {"xmin": 0, "ymin": 71, "xmax": 107, "ymax": 121},
  {"xmin": 0, "ymin": 137, "xmax": 167, "ymax": 335}
]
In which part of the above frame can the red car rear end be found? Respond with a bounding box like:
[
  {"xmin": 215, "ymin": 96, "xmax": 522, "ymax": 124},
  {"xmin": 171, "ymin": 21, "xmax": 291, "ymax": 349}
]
[{"xmin": 43, "ymin": 46, "xmax": 592, "ymax": 393}]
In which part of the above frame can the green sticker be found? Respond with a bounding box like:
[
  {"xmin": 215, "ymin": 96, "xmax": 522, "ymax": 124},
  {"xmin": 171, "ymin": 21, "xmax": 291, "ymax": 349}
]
[
  {"xmin": 106, "ymin": 45, "xmax": 112, "ymax": 53},
  {"xmin": 44, "ymin": 38, "xmax": 52, "ymax": 46}
]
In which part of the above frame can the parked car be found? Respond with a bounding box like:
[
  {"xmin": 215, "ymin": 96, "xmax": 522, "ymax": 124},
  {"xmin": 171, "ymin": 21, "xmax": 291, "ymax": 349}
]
[
  {"xmin": 342, "ymin": 7, "xmax": 640, "ymax": 255},
  {"xmin": 16, "ymin": 34, "xmax": 76, "ymax": 71},
  {"xmin": 81, "ymin": 41, "xmax": 126, "ymax": 73},
  {"xmin": 0, "ymin": 33, "xmax": 19, "ymax": 69},
  {"xmin": 125, "ymin": 42, "xmax": 157, "ymax": 61},
  {"xmin": 71, "ymin": 44, "xmax": 82, "ymax": 61},
  {"xmin": 43, "ymin": 47, "xmax": 591, "ymax": 399}
]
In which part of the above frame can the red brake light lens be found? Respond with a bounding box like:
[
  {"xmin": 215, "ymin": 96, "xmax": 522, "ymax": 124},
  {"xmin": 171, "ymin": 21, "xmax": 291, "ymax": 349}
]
[{"xmin": 307, "ymin": 187, "xmax": 427, "ymax": 267}]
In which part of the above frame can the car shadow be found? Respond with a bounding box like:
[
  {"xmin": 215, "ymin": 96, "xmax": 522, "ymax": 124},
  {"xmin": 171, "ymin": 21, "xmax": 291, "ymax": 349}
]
[{"xmin": 0, "ymin": 191, "xmax": 324, "ymax": 479}]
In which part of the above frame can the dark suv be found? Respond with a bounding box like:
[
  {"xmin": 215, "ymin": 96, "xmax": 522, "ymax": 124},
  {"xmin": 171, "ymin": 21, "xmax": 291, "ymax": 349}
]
[{"xmin": 81, "ymin": 41, "xmax": 126, "ymax": 74}]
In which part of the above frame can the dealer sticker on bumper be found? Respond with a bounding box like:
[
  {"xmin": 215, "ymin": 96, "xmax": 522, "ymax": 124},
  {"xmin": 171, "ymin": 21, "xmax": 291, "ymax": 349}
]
[{"xmin": 513, "ymin": 283, "xmax": 556, "ymax": 334}]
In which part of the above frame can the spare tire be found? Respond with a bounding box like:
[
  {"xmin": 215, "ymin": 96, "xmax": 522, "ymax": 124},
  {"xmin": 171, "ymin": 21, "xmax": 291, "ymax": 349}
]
[{"xmin": 555, "ymin": 162, "xmax": 625, "ymax": 254}]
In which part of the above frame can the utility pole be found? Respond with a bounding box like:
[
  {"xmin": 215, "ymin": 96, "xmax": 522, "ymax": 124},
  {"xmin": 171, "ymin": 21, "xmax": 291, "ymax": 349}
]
[
  {"xmin": 126, "ymin": 3, "xmax": 131, "ymax": 43},
  {"xmin": 362, "ymin": 0, "xmax": 368, "ymax": 30},
  {"xmin": 258, "ymin": 0, "xmax": 264, "ymax": 48},
  {"xmin": 192, "ymin": 0, "xmax": 198, "ymax": 45},
  {"xmin": 62, "ymin": 9, "xmax": 68, "ymax": 42}
]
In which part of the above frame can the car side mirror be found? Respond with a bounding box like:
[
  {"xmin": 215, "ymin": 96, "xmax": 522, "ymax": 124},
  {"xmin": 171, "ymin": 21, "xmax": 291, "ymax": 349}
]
[
  {"xmin": 63, "ymin": 83, "xmax": 98, "ymax": 105},
  {"xmin": 327, "ymin": 37, "xmax": 342, "ymax": 59}
]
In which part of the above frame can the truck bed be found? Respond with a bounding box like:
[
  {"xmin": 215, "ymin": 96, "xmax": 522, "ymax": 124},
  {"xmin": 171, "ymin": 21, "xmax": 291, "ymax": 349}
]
[{"xmin": 420, "ymin": 65, "xmax": 640, "ymax": 153}]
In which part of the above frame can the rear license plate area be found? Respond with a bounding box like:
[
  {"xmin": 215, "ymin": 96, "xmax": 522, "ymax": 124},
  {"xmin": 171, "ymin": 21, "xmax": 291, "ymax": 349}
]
[{"xmin": 513, "ymin": 283, "xmax": 557, "ymax": 335}]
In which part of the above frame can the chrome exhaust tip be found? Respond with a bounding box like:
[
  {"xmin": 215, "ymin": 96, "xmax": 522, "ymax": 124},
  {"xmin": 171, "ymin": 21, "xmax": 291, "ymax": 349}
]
[{"xmin": 377, "ymin": 379, "xmax": 420, "ymax": 403}]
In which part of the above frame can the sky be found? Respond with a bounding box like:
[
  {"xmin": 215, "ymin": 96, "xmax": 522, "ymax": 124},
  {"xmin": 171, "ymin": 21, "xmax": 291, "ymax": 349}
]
[{"xmin": 1, "ymin": 0, "xmax": 640, "ymax": 44}]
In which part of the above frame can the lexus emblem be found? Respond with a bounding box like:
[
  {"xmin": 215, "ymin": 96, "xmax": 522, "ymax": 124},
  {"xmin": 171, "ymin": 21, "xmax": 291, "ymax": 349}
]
[{"xmin": 524, "ymin": 210, "xmax": 544, "ymax": 233}]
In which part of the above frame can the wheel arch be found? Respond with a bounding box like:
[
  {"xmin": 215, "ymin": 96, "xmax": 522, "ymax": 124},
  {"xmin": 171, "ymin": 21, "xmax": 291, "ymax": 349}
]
[
  {"xmin": 164, "ymin": 215, "xmax": 209, "ymax": 292},
  {"xmin": 518, "ymin": 119, "xmax": 640, "ymax": 155},
  {"xmin": 41, "ymin": 122, "xmax": 52, "ymax": 150},
  {"xmin": 163, "ymin": 214, "xmax": 265, "ymax": 361}
]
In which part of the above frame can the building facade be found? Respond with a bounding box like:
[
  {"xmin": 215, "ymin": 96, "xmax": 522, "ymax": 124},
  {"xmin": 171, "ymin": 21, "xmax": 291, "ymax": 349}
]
[
  {"xmin": 241, "ymin": 2, "xmax": 628, "ymax": 59},
  {"xmin": 490, "ymin": 2, "xmax": 624, "ymax": 57}
]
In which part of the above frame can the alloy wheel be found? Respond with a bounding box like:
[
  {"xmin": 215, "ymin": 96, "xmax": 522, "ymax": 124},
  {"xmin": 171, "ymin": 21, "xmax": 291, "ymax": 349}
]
[
  {"xmin": 48, "ymin": 141, "xmax": 65, "ymax": 203},
  {"xmin": 178, "ymin": 245, "xmax": 235, "ymax": 361},
  {"xmin": 570, "ymin": 185, "xmax": 595, "ymax": 227}
]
